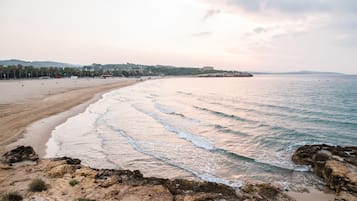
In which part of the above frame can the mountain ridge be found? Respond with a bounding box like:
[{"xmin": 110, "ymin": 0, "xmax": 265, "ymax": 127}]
[
  {"xmin": 0, "ymin": 59, "xmax": 81, "ymax": 68},
  {"xmin": 251, "ymin": 70, "xmax": 345, "ymax": 75}
]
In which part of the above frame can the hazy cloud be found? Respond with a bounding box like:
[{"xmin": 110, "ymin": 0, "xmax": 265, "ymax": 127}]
[
  {"xmin": 203, "ymin": 9, "xmax": 221, "ymax": 21},
  {"xmin": 253, "ymin": 27, "xmax": 267, "ymax": 34},
  {"xmin": 192, "ymin": 32, "xmax": 212, "ymax": 37},
  {"xmin": 211, "ymin": 0, "xmax": 357, "ymax": 14}
]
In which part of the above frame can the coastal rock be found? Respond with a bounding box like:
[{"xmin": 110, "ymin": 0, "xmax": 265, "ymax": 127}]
[
  {"xmin": 95, "ymin": 169, "xmax": 145, "ymax": 186},
  {"xmin": 75, "ymin": 166, "xmax": 97, "ymax": 178},
  {"xmin": 1, "ymin": 146, "xmax": 39, "ymax": 164},
  {"xmin": 52, "ymin": 156, "xmax": 81, "ymax": 165},
  {"xmin": 164, "ymin": 179, "xmax": 238, "ymax": 197},
  {"xmin": 239, "ymin": 183, "xmax": 295, "ymax": 201},
  {"xmin": 0, "ymin": 147, "xmax": 296, "ymax": 201},
  {"xmin": 292, "ymin": 144, "xmax": 357, "ymax": 195},
  {"xmin": 45, "ymin": 157, "xmax": 81, "ymax": 178},
  {"xmin": 93, "ymin": 169, "xmax": 240, "ymax": 200},
  {"xmin": 46, "ymin": 163, "xmax": 76, "ymax": 178},
  {"xmin": 109, "ymin": 185, "xmax": 172, "ymax": 201},
  {"xmin": 93, "ymin": 168, "xmax": 239, "ymax": 199}
]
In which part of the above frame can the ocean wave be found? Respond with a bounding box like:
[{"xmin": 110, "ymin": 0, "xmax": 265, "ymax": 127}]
[
  {"xmin": 107, "ymin": 125, "xmax": 243, "ymax": 188},
  {"xmin": 176, "ymin": 91, "xmax": 192, "ymax": 96},
  {"xmin": 134, "ymin": 105, "xmax": 215, "ymax": 150},
  {"xmin": 154, "ymin": 103, "xmax": 185, "ymax": 118},
  {"xmin": 135, "ymin": 105, "xmax": 311, "ymax": 172},
  {"xmin": 194, "ymin": 106, "xmax": 257, "ymax": 124},
  {"xmin": 213, "ymin": 124, "xmax": 251, "ymax": 137},
  {"xmin": 215, "ymin": 149, "xmax": 294, "ymax": 173},
  {"xmin": 195, "ymin": 93, "xmax": 357, "ymax": 124}
]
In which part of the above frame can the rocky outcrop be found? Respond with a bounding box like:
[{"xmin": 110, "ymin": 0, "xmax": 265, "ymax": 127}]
[
  {"xmin": 240, "ymin": 183, "xmax": 295, "ymax": 201},
  {"xmin": 0, "ymin": 146, "xmax": 297, "ymax": 201},
  {"xmin": 1, "ymin": 146, "xmax": 39, "ymax": 164},
  {"xmin": 52, "ymin": 156, "xmax": 81, "ymax": 165},
  {"xmin": 44, "ymin": 160, "xmax": 295, "ymax": 201},
  {"xmin": 292, "ymin": 144, "xmax": 357, "ymax": 196}
]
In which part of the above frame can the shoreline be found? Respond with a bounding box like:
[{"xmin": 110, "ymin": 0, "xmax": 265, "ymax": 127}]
[
  {"xmin": 8, "ymin": 92, "xmax": 106, "ymax": 157},
  {"xmin": 0, "ymin": 78, "xmax": 141, "ymax": 155}
]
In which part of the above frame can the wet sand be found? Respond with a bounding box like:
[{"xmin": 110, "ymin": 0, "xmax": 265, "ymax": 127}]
[{"xmin": 0, "ymin": 78, "xmax": 139, "ymax": 155}]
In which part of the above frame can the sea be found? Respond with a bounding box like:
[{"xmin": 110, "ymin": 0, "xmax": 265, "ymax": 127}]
[{"xmin": 46, "ymin": 75, "xmax": 357, "ymax": 189}]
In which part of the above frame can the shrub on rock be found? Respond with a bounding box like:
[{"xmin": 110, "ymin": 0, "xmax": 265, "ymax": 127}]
[
  {"xmin": 1, "ymin": 192, "xmax": 23, "ymax": 201},
  {"xmin": 28, "ymin": 178, "xmax": 47, "ymax": 192},
  {"xmin": 69, "ymin": 179, "xmax": 79, "ymax": 186}
]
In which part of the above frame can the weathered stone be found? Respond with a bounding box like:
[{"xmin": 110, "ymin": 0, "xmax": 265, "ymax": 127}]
[
  {"xmin": 292, "ymin": 144, "xmax": 357, "ymax": 196},
  {"xmin": 75, "ymin": 166, "xmax": 97, "ymax": 179},
  {"xmin": 53, "ymin": 157, "xmax": 81, "ymax": 165},
  {"xmin": 1, "ymin": 146, "xmax": 39, "ymax": 164},
  {"xmin": 46, "ymin": 164, "xmax": 76, "ymax": 178},
  {"xmin": 94, "ymin": 169, "xmax": 240, "ymax": 199},
  {"xmin": 0, "ymin": 146, "xmax": 296, "ymax": 201},
  {"xmin": 164, "ymin": 179, "xmax": 237, "ymax": 197},
  {"xmin": 240, "ymin": 183, "xmax": 295, "ymax": 201}
]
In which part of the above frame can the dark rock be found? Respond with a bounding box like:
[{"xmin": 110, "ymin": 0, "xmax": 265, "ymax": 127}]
[
  {"xmin": 163, "ymin": 179, "xmax": 237, "ymax": 197},
  {"xmin": 292, "ymin": 144, "xmax": 357, "ymax": 196},
  {"xmin": 240, "ymin": 183, "xmax": 295, "ymax": 201},
  {"xmin": 93, "ymin": 168, "xmax": 240, "ymax": 199},
  {"xmin": 95, "ymin": 169, "xmax": 146, "ymax": 187},
  {"xmin": 2, "ymin": 146, "xmax": 39, "ymax": 164},
  {"xmin": 53, "ymin": 157, "xmax": 81, "ymax": 165}
]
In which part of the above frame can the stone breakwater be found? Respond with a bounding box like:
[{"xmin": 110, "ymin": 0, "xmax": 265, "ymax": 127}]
[
  {"xmin": 292, "ymin": 144, "xmax": 357, "ymax": 198},
  {"xmin": 1, "ymin": 146, "xmax": 294, "ymax": 201}
]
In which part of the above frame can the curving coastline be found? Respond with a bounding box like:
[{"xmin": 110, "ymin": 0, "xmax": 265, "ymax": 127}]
[{"xmin": 0, "ymin": 78, "xmax": 140, "ymax": 155}]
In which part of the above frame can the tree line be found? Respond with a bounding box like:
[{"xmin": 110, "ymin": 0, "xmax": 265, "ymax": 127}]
[
  {"xmin": 0, "ymin": 64, "xmax": 231, "ymax": 80},
  {"xmin": 0, "ymin": 65, "xmax": 138, "ymax": 79}
]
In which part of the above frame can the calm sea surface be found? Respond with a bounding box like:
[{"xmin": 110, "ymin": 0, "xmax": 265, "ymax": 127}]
[{"xmin": 46, "ymin": 75, "xmax": 357, "ymax": 188}]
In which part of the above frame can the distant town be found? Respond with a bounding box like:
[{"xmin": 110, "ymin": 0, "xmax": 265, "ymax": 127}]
[{"xmin": 0, "ymin": 60, "xmax": 253, "ymax": 79}]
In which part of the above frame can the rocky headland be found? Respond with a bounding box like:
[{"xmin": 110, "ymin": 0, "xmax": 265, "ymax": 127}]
[
  {"xmin": 0, "ymin": 146, "xmax": 295, "ymax": 201},
  {"xmin": 1, "ymin": 145, "xmax": 356, "ymax": 201},
  {"xmin": 292, "ymin": 144, "xmax": 357, "ymax": 200}
]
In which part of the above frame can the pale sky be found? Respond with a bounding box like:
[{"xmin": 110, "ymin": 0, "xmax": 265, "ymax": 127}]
[{"xmin": 0, "ymin": 0, "xmax": 356, "ymax": 73}]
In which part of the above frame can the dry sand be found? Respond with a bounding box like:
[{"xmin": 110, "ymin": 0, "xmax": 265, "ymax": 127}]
[{"xmin": 0, "ymin": 78, "xmax": 139, "ymax": 155}]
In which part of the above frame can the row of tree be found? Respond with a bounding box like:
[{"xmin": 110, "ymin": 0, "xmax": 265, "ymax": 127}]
[
  {"xmin": 0, "ymin": 65, "xmax": 230, "ymax": 79},
  {"xmin": 0, "ymin": 65, "xmax": 137, "ymax": 79}
]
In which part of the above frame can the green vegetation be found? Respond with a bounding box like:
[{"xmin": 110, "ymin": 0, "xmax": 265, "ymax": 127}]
[
  {"xmin": 28, "ymin": 178, "xmax": 47, "ymax": 192},
  {"xmin": 145, "ymin": 66, "xmax": 225, "ymax": 76},
  {"xmin": 69, "ymin": 179, "xmax": 79, "ymax": 186},
  {"xmin": 1, "ymin": 192, "xmax": 23, "ymax": 201},
  {"xmin": 0, "ymin": 65, "xmax": 98, "ymax": 79},
  {"xmin": 0, "ymin": 63, "xmax": 242, "ymax": 79}
]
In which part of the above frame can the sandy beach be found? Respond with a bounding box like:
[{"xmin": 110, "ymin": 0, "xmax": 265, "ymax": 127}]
[{"xmin": 0, "ymin": 78, "xmax": 139, "ymax": 155}]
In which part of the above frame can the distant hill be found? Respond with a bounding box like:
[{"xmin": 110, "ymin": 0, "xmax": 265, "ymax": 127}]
[
  {"xmin": 0, "ymin": 59, "xmax": 81, "ymax": 68},
  {"xmin": 252, "ymin": 71, "xmax": 344, "ymax": 75}
]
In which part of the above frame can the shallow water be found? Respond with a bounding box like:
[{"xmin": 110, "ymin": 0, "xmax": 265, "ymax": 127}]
[{"xmin": 46, "ymin": 75, "xmax": 357, "ymax": 188}]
